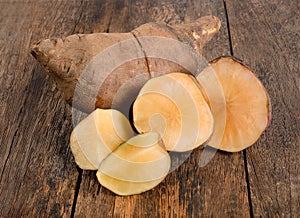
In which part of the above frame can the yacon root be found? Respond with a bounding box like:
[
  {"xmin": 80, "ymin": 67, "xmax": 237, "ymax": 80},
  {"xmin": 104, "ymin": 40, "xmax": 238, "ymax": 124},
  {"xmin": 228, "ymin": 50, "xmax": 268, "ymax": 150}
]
[{"xmin": 31, "ymin": 16, "xmax": 221, "ymax": 112}]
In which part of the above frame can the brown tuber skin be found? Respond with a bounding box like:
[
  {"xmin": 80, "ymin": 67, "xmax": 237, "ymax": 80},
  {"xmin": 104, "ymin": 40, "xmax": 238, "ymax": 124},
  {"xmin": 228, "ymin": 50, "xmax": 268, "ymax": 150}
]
[{"xmin": 31, "ymin": 16, "xmax": 221, "ymax": 113}]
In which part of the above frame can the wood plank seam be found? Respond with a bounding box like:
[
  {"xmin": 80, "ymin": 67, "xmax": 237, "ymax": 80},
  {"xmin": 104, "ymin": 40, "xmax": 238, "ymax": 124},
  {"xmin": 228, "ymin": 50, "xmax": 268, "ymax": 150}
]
[
  {"xmin": 0, "ymin": 103, "xmax": 27, "ymax": 183},
  {"xmin": 106, "ymin": 14, "xmax": 113, "ymax": 33},
  {"xmin": 243, "ymin": 151, "xmax": 255, "ymax": 218},
  {"xmin": 68, "ymin": 1, "xmax": 92, "ymax": 215},
  {"xmin": 70, "ymin": 168, "xmax": 83, "ymax": 218},
  {"xmin": 223, "ymin": 0, "xmax": 254, "ymax": 217},
  {"xmin": 222, "ymin": 0, "xmax": 233, "ymax": 56}
]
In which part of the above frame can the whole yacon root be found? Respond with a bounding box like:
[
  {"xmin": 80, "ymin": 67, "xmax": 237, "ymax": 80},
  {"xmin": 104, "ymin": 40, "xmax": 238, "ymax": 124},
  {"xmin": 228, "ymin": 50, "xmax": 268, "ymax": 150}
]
[{"xmin": 31, "ymin": 16, "xmax": 221, "ymax": 112}]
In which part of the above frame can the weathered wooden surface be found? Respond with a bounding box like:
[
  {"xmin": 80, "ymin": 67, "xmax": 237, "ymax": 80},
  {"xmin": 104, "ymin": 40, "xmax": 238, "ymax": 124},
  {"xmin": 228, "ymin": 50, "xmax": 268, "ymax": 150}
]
[
  {"xmin": 0, "ymin": 0, "xmax": 299, "ymax": 217},
  {"xmin": 226, "ymin": 0, "xmax": 300, "ymax": 216}
]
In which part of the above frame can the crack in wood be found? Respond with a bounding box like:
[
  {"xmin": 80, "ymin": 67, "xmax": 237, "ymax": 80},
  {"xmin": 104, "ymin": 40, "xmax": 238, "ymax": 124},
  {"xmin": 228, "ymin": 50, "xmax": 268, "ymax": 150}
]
[
  {"xmin": 70, "ymin": 168, "xmax": 83, "ymax": 218},
  {"xmin": 243, "ymin": 150, "xmax": 254, "ymax": 218},
  {"xmin": 223, "ymin": 1, "xmax": 254, "ymax": 217},
  {"xmin": 0, "ymin": 102, "xmax": 27, "ymax": 183},
  {"xmin": 223, "ymin": 0, "xmax": 233, "ymax": 56},
  {"xmin": 106, "ymin": 14, "xmax": 113, "ymax": 33}
]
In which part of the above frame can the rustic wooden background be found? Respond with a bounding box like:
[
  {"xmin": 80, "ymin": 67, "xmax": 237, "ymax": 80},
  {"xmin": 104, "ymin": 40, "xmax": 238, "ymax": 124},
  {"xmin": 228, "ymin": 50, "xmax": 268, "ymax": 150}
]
[{"xmin": 0, "ymin": 0, "xmax": 299, "ymax": 217}]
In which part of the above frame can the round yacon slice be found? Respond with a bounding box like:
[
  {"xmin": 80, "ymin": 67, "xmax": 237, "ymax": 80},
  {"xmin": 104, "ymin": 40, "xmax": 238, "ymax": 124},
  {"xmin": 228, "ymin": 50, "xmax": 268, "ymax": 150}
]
[
  {"xmin": 133, "ymin": 73, "xmax": 214, "ymax": 152},
  {"xmin": 205, "ymin": 57, "xmax": 270, "ymax": 152},
  {"xmin": 70, "ymin": 109, "xmax": 134, "ymax": 170},
  {"xmin": 97, "ymin": 132, "xmax": 171, "ymax": 195}
]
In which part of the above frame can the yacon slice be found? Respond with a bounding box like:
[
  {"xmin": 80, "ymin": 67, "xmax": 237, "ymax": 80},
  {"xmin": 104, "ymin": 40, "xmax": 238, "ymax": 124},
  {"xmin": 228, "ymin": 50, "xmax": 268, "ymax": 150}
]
[
  {"xmin": 205, "ymin": 57, "xmax": 270, "ymax": 152},
  {"xmin": 97, "ymin": 132, "xmax": 170, "ymax": 196},
  {"xmin": 70, "ymin": 109, "xmax": 134, "ymax": 170},
  {"xmin": 133, "ymin": 73, "xmax": 214, "ymax": 151},
  {"xmin": 197, "ymin": 65, "xmax": 227, "ymax": 149}
]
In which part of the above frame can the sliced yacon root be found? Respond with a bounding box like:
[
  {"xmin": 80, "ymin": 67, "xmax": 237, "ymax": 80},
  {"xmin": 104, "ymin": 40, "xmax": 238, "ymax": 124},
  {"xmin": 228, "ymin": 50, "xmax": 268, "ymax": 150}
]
[
  {"xmin": 97, "ymin": 132, "xmax": 170, "ymax": 196},
  {"xmin": 70, "ymin": 109, "xmax": 134, "ymax": 170},
  {"xmin": 133, "ymin": 73, "xmax": 214, "ymax": 152},
  {"xmin": 199, "ymin": 57, "xmax": 270, "ymax": 152},
  {"xmin": 197, "ymin": 66, "xmax": 227, "ymax": 149}
]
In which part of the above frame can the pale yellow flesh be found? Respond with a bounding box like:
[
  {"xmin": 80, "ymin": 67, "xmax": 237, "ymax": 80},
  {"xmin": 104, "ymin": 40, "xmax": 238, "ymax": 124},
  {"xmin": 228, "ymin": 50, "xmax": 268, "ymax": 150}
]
[
  {"xmin": 98, "ymin": 132, "xmax": 170, "ymax": 195},
  {"xmin": 133, "ymin": 93, "xmax": 181, "ymax": 151},
  {"xmin": 99, "ymin": 132, "xmax": 170, "ymax": 182},
  {"xmin": 70, "ymin": 109, "xmax": 134, "ymax": 170},
  {"xmin": 133, "ymin": 73, "xmax": 214, "ymax": 151},
  {"xmin": 211, "ymin": 57, "xmax": 270, "ymax": 152},
  {"xmin": 197, "ymin": 66, "xmax": 227, "ymax": 149}
]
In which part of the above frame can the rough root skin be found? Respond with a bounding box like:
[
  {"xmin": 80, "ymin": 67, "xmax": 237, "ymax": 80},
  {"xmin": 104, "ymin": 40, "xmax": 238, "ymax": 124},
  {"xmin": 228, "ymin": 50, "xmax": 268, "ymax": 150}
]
[{"xmin": 31, "ymin": 16, "xmax": 221, "ymax": 112}]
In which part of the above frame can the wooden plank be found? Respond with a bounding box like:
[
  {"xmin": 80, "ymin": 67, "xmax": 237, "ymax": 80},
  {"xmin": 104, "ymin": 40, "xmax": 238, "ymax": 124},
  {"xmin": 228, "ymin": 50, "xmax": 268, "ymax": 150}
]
[
  {"xmin": 226, "ymin": 0, "xmax": 300, "ymax": 216},
  {"xmin": 74, "ymin": 0, "xmax": 251, "ymax": 217},
  {"xmin": 0, "ymin": 1, "xmax": 112, "ymax": 217}
]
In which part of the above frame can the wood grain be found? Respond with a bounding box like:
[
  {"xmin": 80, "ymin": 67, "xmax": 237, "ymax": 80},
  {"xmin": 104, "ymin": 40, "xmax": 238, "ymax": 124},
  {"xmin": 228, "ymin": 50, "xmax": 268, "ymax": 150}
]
[
  {"xmin": 226, "ymin": 0, "xmax": 300, "ymax": 217},
  {"xmin": 0, "ymin": 0, "xmax": 299, "ymax": 217},
  {"xmin": 0, "ymin": 1, "xmax": 108, "ymax": 217}
]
